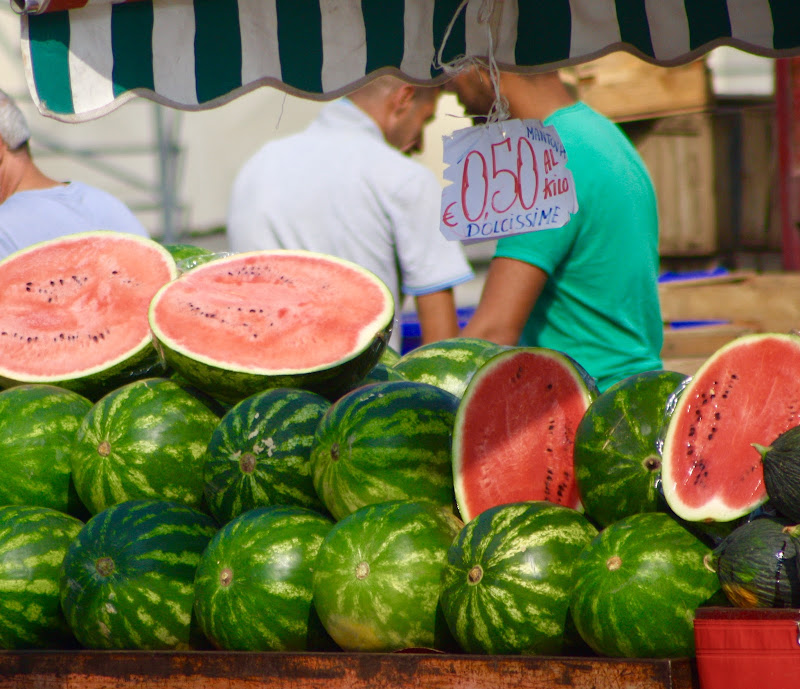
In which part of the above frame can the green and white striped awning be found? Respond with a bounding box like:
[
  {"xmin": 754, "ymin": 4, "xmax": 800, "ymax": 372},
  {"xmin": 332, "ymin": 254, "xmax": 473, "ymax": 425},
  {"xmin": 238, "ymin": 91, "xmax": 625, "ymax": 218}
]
[{"xmin": 18, "ymin": 0, "xmax": 800, "ymax": 123}]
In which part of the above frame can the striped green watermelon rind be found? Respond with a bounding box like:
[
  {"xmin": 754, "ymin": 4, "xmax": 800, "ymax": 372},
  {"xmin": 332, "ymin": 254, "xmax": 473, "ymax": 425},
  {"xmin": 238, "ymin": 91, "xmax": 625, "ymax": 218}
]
[
  {"xmin": 379, "ymin": 345, "xmax": 402, "ymax": 367},
  {"xmin": 148, "ymin": 250, "xmax": 395, "ymax": 405},
  {"xmin": 71, "ymin": 377, "xmax": 221, "ymax": 515},
  {"xmin": 59, "ymin": 499, "xmax": 218, "ymax": 650},
  {"xmin": 312, "ymin": 499, "xmax": 463, "ymax": 652},
  {"xmin": 0, "ymin": 384, "xmax": 93, "ymax": 517},
  {"xmin": 660, "ymin": 333, "xmax": 800, "ymax": 523},
  {"xmin": 439, "ymin": 501, "xmax": 598, "ymax": 655},
  {"xmin": 453, "ymin": 347, "xmax": 598, "ymax": 522},
  {"xmin": 568, "ymin": 512, "xmax": 720, "ymax": 658},
  {"xmin": 193, "ymin": 505, "xmax": 337, "ymax": 651},
  {"xmin": 0, "ymin": 231, "xmax": 177, "ymax": 401},
  {"xmin": 573, "ymin": 370, "xmax": 689, "ymax": 528},
  {"xmin": 311, "ymin": 381, "xmax": 460, "ymax": 521},
  {"xmin": 162, "ymin": 243, "xmax": 214, "ymax": 263},
  {"xmin": 392, "ymin": 337, "xmax": 510, "ymax": 398},
  {"xmin": 203, "ymin": 388, "xmax": 332, "ymax": 525},
  {"xmin": 0, "ymin": 505, "xmax": 84, "ymax": 649},
  {"xmin": 339, "ymin": 362, "xmax": 409, "ymax": 396}
]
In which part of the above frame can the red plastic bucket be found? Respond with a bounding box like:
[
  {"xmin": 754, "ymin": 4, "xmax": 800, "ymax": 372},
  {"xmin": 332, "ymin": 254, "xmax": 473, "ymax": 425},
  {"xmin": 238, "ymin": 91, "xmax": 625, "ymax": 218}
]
[{"xmin": 694, "ymin": 607, "xmax": 800, "ymax": 689}]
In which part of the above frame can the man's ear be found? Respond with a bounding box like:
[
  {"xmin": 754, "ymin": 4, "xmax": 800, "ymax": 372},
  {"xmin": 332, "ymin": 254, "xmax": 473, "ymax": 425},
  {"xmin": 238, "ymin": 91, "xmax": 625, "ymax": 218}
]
[{"xmin": 390, "ymin": 83, "xmax": 416, "ymax": 116}]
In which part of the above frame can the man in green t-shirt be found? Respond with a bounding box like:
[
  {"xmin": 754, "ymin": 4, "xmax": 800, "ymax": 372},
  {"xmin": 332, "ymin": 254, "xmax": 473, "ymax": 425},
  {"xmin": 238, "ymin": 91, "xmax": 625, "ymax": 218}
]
[{"xmin": 447, "ymin": 68, "xmax": 663, "ymax": 391}]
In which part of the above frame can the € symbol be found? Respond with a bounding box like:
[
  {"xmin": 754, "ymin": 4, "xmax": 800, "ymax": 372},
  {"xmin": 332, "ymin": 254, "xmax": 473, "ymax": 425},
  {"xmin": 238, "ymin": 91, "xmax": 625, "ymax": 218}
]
[{"xmin": 442, "ymin": 202, "xmax": 458, "ymax": 228}]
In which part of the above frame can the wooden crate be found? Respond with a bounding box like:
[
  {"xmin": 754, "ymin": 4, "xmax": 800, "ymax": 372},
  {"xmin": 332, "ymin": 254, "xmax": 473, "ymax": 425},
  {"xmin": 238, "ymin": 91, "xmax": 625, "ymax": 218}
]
[
  {"xmin": 574, "ymin": 53, "xmax": 712, "ymax": 122},
  {"xmin": 0, "ymin": 650, "xmax": 699, "ymax": 689}
]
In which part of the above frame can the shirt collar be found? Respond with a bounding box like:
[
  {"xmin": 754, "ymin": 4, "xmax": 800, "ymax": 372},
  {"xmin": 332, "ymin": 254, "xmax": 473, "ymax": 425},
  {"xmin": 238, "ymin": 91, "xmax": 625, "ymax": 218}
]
[{"xmin": 313, "ymin": 98, "xmax": 385, "ymax": 142}]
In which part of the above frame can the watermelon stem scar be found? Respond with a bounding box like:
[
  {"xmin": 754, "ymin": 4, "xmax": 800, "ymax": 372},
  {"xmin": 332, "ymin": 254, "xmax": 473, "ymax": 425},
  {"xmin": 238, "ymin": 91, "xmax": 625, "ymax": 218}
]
[
  {"xmin": 220, "ymin": 568, "xmax": 234, "ymax": 588},
  {"xmin": 95, "ymin": 557, "xmax": 115, "ymax": 577},
  {"xmin": 606, "ymin": 556, "xmax": 622, "ymax": 572},
  {"xmin": 355, "ymin": 561, "xmax": 370, "ymax": 580},
  {"xmin": 468, "ymin": 565, "xmax": 483, "ymax": 585},
  {"xmin": 239, "ymin": 453, "xmax": 256, "ymax": 474},
  {"xmin": 97, "ymin": 441, "xmax": 111, "ymax": 457}
]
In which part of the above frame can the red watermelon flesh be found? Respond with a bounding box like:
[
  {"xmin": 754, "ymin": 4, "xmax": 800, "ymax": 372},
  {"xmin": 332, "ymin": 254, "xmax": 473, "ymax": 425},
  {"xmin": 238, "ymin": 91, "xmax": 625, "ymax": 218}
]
[
  {"xmin": 150, "ymin": 251, "xmax": 393, "ymax": 372},
  {"xmin": 452, "ymin": 347, "xmax": 597, "ymax": 522},
  {"xmin": 661, "ymin": 333, "xmax": 800, "ymax": 522},
  {"xmin": 0, "ymin": 232, "xmax": 176, "ymax": 385}
]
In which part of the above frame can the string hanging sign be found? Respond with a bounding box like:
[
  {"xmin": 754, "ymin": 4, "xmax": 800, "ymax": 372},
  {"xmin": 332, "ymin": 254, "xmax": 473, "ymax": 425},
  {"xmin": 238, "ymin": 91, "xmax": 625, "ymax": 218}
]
[{"xmin": 435, "ymin": 0, "xmax": 578, "ymax": 243}]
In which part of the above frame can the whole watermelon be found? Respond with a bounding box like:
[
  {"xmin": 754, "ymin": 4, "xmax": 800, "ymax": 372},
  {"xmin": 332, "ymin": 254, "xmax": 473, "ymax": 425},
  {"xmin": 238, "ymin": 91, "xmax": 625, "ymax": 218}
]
[
  {"xmin": 0, "ymin": 384, "xmax": 92, "ymax": 517},
  {"xmin": 439, "ymin": 501, "xmax": 598, "ymax": 655},
  {"xmin": 60, "ymin": 499, "xmax": 217, "ymax": 649},
  {"xmin": 0, "ymin": 505, "xmax": 84, "ymax": 649},
  {"xmin": 71, "ymin": 377, "xmax": 220, "ymax": 514},
  {"xmin": 569, "ymin": 512, "xmax": 720, "ymax": 657},
  {"xmin": 311, "ymin": 381, "xmax": 459, "ymax": 521},
  {"xmin": 193, "ymin": 505, "xmax": 337, "ymax": 651},
  {"xmin": 312, "ymin": 500, "xmax": 462, "ymax": 652},
  {"xmin": 204, "ymin": 388, "xmax": 331, "ymax": 524},
  {"xmin": 392, "ymin": 337, "xmax": 508, "ymax": 398},
  {"xmin": 573, "ymin": 369, "xmax": 688, "ymax": 527}
]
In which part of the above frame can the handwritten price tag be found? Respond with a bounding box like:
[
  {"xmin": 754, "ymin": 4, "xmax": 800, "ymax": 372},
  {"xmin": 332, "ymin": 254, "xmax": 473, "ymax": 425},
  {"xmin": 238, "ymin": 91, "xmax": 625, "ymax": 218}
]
[{"xmin": 440, "ymin": 119, "xmax": 578, "ymax": 243}]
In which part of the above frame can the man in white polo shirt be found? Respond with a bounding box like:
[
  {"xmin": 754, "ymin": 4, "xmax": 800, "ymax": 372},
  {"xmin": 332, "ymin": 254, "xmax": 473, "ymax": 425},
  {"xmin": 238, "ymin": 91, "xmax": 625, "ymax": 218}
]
[{"xmin": 226, "ymin": 76, "xmax": 474, "ymax": 352}]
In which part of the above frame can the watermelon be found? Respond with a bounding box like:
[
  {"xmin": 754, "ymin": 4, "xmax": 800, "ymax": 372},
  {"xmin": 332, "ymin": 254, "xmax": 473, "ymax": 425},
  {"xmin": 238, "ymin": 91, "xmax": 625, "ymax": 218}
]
[
  {"xmin": 203, "ymin": 388, "xmax": 332, "ymax": 524},
  {"xmin": 0, "ymin": 384, "xmax": 92, "ymax": 517},
  {"xmin": 148, "ymin": 250, "xmax": 394, "ymax": 403},
  {"xmin": 71, "ymin": 377, "xmax": 220, "ymax": 515},
  {"xmin": 162, "ymin": 243, "xmax": 214, "ymax": 262},
  {"xmin": 573, "ymin": 370, "xmax": 689, "ymax": 527},
  {"xmin": 661, "ymin": 333, "xmax": 800, "ymax": 522},
  {"xmin": 312, "ymin": 500, "xmax": 462, "ymax": 652},
  {"xmin": 193, "ymin": 505, "xmax": 337, "ymax": 651},
  {"xmin": 392, "ymin": 337, "xmax": 508, "ymax": 398},
  {"xmin": 453, "ymin": 347, "xmax": 597, "ymax": 521},
  {"xmin": 0, "ymin": 505, "xmax": 84, "ymax": 649},
  {"xmin": 60, "ymin": 499, "xmax": 218, "ymax": 650},
  {"xmin": 569, "ymin": 512, "xmax": 720, "ymax": 658},
  {"xmin": 0, "ymin": 231, "xmax": 176, "ymax": 399},
  {"xmin": 379, "ymin": 345, "xmax": 402, "ymax": 367},
  {"xmin": 439, "ymin": 501, "xmax": 598, "ymax": 655},
  {"xmin": 311, "ymin": 381, "xmax": 459, "ymax": 521}
]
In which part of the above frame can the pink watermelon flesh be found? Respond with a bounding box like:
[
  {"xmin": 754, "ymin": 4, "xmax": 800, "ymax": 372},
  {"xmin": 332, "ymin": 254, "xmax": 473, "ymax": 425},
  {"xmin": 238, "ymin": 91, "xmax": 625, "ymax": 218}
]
[
  {"xmin": 150, "ymin": 252, "xmax": 393, "ymax": 372},
  {"xmin": 662, "ymin": 334, "xmax": 800, "ymax": 522},
  {"xmin": 453, "ymin": 348, "xmax": 594, "ymax": 522},
  {"xmin": 0, "ymin": 232, "xmax": 175, "ymax": 381}
]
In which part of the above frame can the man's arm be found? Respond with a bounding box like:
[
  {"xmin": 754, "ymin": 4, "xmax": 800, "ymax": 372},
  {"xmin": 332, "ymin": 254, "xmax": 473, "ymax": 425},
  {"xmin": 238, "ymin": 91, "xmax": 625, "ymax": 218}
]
[
  {"xmin": 415, "ymin": 288, "xmax": 460, "ymax": 345},
  {"xmin": 461, "ymin": 257, "xmax": 548, "ymax": 345}
]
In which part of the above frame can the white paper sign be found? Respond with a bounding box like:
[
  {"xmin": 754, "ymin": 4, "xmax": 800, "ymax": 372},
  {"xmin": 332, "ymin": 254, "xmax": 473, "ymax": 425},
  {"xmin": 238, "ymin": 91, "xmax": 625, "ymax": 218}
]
[{"xmin": 440, "ymin": 119, "xmax": 578, "ymax": 243}]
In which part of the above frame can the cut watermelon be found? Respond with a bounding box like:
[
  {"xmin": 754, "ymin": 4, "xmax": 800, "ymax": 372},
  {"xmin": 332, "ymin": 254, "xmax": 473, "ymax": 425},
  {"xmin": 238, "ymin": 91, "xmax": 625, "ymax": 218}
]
[
  {"xmin": 0, "ymin": 231, "xmax": 176, "ymax": 399},
  {"xmin": 149, "ymin": 250, "xmax": 394, "ymax": 403},
  {"xmin": 452, "ymin": 347, "xmax": 597, "ymax": 522},
  {"xmin": 661, "ymin": 333, "xmax": 800, "ymax": 522}
]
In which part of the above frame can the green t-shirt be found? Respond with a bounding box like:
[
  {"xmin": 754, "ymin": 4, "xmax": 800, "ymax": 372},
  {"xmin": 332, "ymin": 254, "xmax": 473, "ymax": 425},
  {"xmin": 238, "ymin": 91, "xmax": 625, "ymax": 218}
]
[{"xmin": 494, "ymin": 102, "xmax": 663, "ymax": 391}]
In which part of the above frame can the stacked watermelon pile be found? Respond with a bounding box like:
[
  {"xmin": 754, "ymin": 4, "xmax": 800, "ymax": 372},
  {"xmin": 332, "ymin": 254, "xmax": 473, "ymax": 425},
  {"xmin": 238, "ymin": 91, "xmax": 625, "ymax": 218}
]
[{"xmin": 4, "ymin": 230, "xmax": 797, "ymax": 658}]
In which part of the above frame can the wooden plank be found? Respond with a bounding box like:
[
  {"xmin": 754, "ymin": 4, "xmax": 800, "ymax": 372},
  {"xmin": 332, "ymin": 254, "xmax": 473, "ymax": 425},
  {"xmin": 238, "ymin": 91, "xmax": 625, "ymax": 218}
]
[
  {"xmin": 573, "ymin": 53, "xmax": 712, "ymax": 122},
  {"xmin": 0, "ymin": 651, "xmax": 699, "ymax": 689},
  {"xmin": 661, "ymin": 323, "xmax": 757, "ymax": 359}
]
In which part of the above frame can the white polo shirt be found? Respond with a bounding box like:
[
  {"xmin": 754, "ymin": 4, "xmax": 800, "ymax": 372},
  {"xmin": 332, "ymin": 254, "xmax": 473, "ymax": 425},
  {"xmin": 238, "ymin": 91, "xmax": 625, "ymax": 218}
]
[{"xmin": 227, "ymin": 98, "xmax": 474, "ymax": 350}]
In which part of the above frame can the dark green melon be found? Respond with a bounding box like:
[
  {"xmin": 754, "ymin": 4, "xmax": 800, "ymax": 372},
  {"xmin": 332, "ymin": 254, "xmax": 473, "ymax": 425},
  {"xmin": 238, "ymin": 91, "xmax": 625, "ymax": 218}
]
[
  {"xmin": 574, "ymin": 369, "xmax": 688, "ymax": 527},
  {"xmin": 71, "ymin": 377, "xmax": 220, "ymax": 515},
  {"xmin": 0, "ymin": 505, "xmax": 84, "ymax": 649},
  {"xmin": 0, "ymin": 384, "xmax": 92, "ymax": 517},
  {"xmin": 312, "ymin": 500, "xmax": 462, "ymax": 652},
  {"xmin": 193, "ymin": 505, "xmax": 337, "ymax": 651},
  {"xmin": 712, "ymin": 516, "xmax": 800, "ymax": 608},
  {"xmin": 754, "ymin": 425, "xmax": 800, "ymax": 523},
  {"xmin": 439, "ymin": 501, "xmax": 598, "ymax": 655},
  {"xmin": 311, "ymin": 381, "xmax": 459, "ymax": 521},
  {"xmin": 203, "ymin": 388, "xmax": 331, "ymax": 524},
  {"xmin": 59, "ymin": 499, "xmax": 217, "ymax": 650},
  {"xmin": 569, "ymin": 512, "xmax": 719, "ymax": 658}
]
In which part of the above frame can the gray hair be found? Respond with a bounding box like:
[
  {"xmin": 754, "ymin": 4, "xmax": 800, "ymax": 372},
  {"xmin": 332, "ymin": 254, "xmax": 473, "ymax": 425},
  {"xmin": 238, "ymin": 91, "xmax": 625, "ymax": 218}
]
[{"xmin": 0, "ymin": 89, "xmax": 31, "ymax": 150}]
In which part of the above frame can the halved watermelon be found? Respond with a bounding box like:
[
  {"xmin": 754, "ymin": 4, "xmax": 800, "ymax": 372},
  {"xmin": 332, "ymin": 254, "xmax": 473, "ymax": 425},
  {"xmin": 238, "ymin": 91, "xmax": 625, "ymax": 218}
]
[
  {"xmin": 149, "ymin": 250, "xmax": 394, "ymax": 403},
  {"xmin": 452, "ymin": 347, "xmax": 597, "ymax": 522},
  {"xmin": 661, "ymin": 333, "xmax": 800, "ymax": 522},
  {"xmin": 0, "ymin": 231, "xmax": 176, "ymax": 399}
]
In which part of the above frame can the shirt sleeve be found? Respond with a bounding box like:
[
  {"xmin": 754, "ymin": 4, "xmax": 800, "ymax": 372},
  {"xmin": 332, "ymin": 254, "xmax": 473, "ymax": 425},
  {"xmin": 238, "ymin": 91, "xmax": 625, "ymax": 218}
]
[
  {"xmin": 390, "ymin": 163, "xmax": 474, "ymax": 296},
  {"xmin": 493, "ymin": 214, "xmax": 580, "ymax": 275}
]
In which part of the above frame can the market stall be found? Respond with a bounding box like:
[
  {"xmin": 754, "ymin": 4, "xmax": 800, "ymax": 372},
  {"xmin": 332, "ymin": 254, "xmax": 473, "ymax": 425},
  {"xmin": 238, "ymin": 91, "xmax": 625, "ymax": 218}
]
[{"xmin": 4, "ymin": 3, "xmax": 800, "ymax": 689}]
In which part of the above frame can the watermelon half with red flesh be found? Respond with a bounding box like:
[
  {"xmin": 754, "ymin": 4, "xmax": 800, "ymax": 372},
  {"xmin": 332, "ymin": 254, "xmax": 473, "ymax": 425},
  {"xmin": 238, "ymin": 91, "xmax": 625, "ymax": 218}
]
[
  {"xmin": 661, "ymin": 333, "xmax": 800, "ymax": 523},
  {"xmin": 0, "ymin": 232, "xmax": 176, "ymax": 399},
  {"xmin": 453, "ymin": 347, "xmax": 597, "ymax": 522},
  {"xmin": 149, "ymin": 250, "xmax": 394, "ymax": 403}
]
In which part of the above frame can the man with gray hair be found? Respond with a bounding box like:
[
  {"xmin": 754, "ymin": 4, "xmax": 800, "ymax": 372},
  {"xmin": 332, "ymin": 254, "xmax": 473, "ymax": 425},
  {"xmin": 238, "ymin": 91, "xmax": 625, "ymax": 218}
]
[{"xmin": 0, "ymin": 89, "xmax": 148, "ymax": 257}]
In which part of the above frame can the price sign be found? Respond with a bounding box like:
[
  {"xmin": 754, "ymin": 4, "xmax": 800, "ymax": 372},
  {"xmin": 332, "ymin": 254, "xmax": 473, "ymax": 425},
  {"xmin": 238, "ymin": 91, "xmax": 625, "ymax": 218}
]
[{"xmin": 440, "ymin": 118, "xmax": 578, "ymax": 243}]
